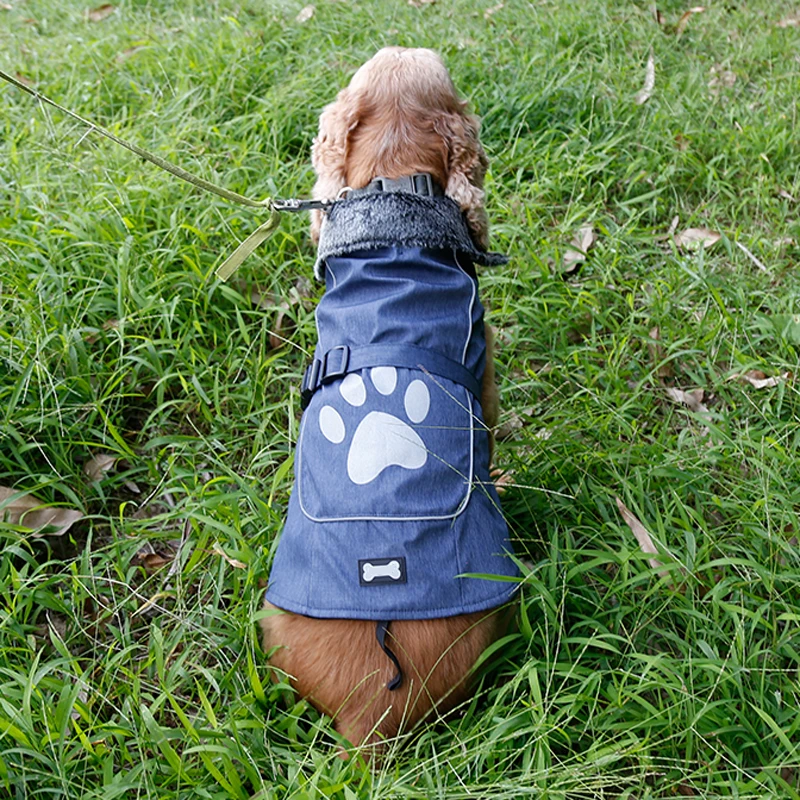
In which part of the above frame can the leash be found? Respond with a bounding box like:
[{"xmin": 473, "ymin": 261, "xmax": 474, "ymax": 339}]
[{"xmin": 0, "ymin": 68, "xmax": 331, "ymax": 280}]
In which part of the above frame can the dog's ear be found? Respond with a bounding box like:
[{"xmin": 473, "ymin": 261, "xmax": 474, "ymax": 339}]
[
  {"xmin": 310, "ymin": 91, "xmax": 360, "ymax": 243},
  {"xmin": 434, "ymin": 110, "xmax": 489, "ymax": 251}
]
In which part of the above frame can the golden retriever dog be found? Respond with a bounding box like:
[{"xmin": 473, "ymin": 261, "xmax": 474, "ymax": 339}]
[{"xmin": 261, "ymin": 47, "xmax": 516, "ymax": 757}]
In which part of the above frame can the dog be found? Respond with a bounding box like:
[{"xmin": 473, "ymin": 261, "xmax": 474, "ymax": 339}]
[{"xmin": 260, "ymin": 47, "xmax": 519, "ymax": 757}]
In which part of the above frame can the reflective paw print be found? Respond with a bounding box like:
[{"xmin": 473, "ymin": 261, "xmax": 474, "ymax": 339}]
[{"xmin": 317, "ymin": 367, "xmax": 431, "ymax": 485}]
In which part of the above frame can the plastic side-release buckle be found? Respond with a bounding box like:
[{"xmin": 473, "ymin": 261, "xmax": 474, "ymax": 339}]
[
  {"xmin": 321, "ymin": 345, "xmax": 350, "ymax": 384},
  {"xmin": 300, "ymin": 359, "xmax": 321, "ymax": 410}
]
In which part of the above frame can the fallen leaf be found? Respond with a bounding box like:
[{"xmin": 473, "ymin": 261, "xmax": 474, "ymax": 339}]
[
  {"xmin": 212, "ymin": 543, "xmax": 247, "ymax": 570},
  {"xmin": 563, "ymin": 225, "xmax": 597, "ymax": 272},
  {"xmin": 708, "ymin": 64, "xmax": 736, "ymax": 93},
  {"xmin": 140, "ymin": 552, "xmax": 173, "ymax": 571},
  {"xmin": 0, "ymin": 487, "xmax": 83, "ymax": 537},
  {"xmin": 648, "ymin": 326, "xmax": 674, "ymax": 379},
  {"xmin": 14, "ymin": 72, "xmax": 34, "ymax": 87},
  {"xmin": 295, "ymin": 5, "xmax": 314, "ymax": 21},
  {"xmin": 496, "ymin": 411, "xmax": 525, "ymax": 441},
  {"xmin": 665, "ymin": 387, "xmax": 711, "ymax": 421},
  {"xmin": 676, "ymin": 5, "xmax": 705, "ymax": 36},
  {"xmin": 86, "ymin": 3, "xmax": 115, "ymax": 22},
  {"xmin": 674, "ymin": 226, "xmax": 721, "ymax": 250},
  {"xmin": 615, "ymin": 497, "xmax": 673, "ymax": 583},
  {"xmin": 734, "ymin": 240, "xmax": 767, "ymax": 272},
  {"xmin": 635, "ymin": 49, "xmax": 656, "ymax": 105},
  {"xmin": 667, "ymin": 215, "xmax": 680, "ymax": 236},
  {"xmin": 270, "ymin": 300, "xmax": 293, "ymax": 349},
  {"xmin": 83, "ymin": 453, "xmax": 117, "ymax": 482},
  {"xmin": 777, "ymin": 13, "xmax": 800, "ymax": 28},
  {"xmin": 115, "ymin": 45, "xmax": 146, "ymax": 64},
  {"xmin": 653, "ymin": 6, "xmax": 665, "ymax": 25},
  {"xmin": 729, "ymin": 370, "xmax": 789, "ymax": 389},
  {"xmin": 779, "ymin": 189, "xmax": 796, "ymax": 202},
  {"xmin": 674, "ymin": 133, "xmax": 689, "ymax": 151},
  {"xmin": 484, "ymin": 2, "xmax": 503, "ymax": 19},
  {"xmin": 250, "ymin": 287, "xmax": 274, "ymax": 310}
]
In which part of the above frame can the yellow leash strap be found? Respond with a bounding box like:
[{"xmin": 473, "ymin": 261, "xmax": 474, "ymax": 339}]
[
  {"xmin": 215, "ymin": 210, "xmax": 281, "ymax": 282},
  {"xmin": 0, "ymin": 68, "xmax": 294, "ymax": 280}
]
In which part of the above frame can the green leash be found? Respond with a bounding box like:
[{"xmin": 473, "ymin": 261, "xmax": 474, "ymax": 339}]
[{"xmin": 0, "ymin": 68, "xmax": 327, "ymax": 280}]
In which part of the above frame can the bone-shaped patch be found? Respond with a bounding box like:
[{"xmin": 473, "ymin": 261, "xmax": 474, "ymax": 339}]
[{"xmin": 359, "ymin": 556, "xmax": 407, "ymax": 586}]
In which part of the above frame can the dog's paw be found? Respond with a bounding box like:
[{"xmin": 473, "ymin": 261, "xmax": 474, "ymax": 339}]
[{"xmin": 317, "ymin": 367, "xmax": 431, "ymax": 485}]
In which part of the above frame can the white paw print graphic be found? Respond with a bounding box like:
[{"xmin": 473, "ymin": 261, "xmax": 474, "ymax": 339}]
[{"xmin": 317, "ymin": 367, "xmax": 431, "ymax": 485}]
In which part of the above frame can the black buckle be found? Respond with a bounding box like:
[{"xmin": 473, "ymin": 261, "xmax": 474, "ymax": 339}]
[
  {"xmin": 300, "ymin": 359, "xmax": 321, "ymax": 410},
  {"xmin": 300, "ymin": 346, "xmax": 350, "ymax": 410},
  {"xmin": 412, "ymin": 173, "xmax": 434, "ymax": 197},
  {"xmin": 321, "ymin": 345, "xmax": 350, "ymax": 383}
]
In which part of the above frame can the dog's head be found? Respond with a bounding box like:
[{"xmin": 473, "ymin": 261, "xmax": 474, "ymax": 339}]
[{"xmin": 310, "ymin": 47, "xmax": 489, "ymax": 249}]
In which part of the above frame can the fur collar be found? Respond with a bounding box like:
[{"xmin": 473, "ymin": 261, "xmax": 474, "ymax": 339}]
[{"xmin": 313, "ymin": 192, "xmax": 508, "ymax": 280}]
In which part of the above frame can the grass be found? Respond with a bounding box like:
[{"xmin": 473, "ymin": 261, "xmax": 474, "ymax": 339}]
[{"xmin": 2, "ymin": 0, "xmax": 800, "ymax": 796}]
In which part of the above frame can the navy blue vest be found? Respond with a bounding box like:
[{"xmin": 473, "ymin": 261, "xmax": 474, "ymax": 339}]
[{"xmin": 266, "ymin": 246, "xmax": 519, "ymax": 620}]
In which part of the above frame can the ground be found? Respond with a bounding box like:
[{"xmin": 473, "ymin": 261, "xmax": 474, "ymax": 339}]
[{"xmin": 1, "ymin": 0, "xmax": 800, "ymax": 797}]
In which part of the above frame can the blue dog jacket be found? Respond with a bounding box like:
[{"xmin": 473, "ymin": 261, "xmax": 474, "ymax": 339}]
[{"xmin": 266, "ymin": 237, "xmax": 520, "ymax": 621}]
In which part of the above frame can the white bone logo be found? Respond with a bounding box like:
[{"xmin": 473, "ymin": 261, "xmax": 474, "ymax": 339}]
[{"xmin": 362, "ymin": 560, "xmax": 402, "ymax": 583}]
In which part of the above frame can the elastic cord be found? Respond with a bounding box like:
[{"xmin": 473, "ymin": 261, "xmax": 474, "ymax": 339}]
[{"xmin": 375, "ymin": 620, "xmax": 403, "ymax": 691}]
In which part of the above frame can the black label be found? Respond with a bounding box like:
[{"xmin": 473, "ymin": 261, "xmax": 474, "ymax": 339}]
[{"xmin": 358, "ymin": 556, "xmax": 407, "ymax": 586}]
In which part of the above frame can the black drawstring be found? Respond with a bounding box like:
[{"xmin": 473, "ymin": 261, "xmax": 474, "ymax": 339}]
[{"xmin": 375, "ymin": 620, "xmax": 403, "ymax": 691}]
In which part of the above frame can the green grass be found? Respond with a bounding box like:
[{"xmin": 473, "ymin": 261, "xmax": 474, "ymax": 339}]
[{"xmin": 2, "ymin": 0, "xmax": 800, "ymax": 796}]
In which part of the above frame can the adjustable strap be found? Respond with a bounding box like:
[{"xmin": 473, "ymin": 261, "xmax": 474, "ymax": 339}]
[
  {"xmin": 347, "ymin": 173, "xmax": 444, "ymax": 201},
  {"xmin": 376, "ymin": 620, "xmax": 403, "ymax": 691},
  {"xmin": 300, "ymin": 344, "xmax": 481, "ymax": 410}
]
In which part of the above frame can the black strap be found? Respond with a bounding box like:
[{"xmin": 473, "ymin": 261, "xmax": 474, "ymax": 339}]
[
  {"xmin": 300, "ymin": 343, "xmax": 481, "ymax": 410},
  {"xmin": 376, "ymin": 620, "xmax": 403, "ymax": 691},
  {"xmin": 347, "ymin": 173, "xmax": 444, "ymax": 201}
]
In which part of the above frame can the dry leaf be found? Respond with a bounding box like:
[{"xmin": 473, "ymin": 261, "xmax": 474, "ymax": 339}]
[
  {"xmin": 83, "ymin": 453, "xmax": 116, "ymax": 482},
  {"xmin": 295, "ymin": 5, "xmax": 314, "ymax": 22},
  {"xmin": 653, "ymin": 6, "xmax": 665, "ymax": 25},
  {"xmin": 708, "ymin": 65, "xmax": 736, "ymax": 93},
  {"xmin": 635, "ymin": 50, "xmax": 656, "ymax": 105},
  {"xmin": 779, "ymin": 189, "xmax": 796, "ymax": 202},
  {"xmin": 665, "ymin": 387, "xmax": 711, "ymax": 421},
  {"xmin": 676, "ymin": 5, "xmax": 705, "ymax": 35},
  {"xmin": 496, "ymin": 411, "xmax": 525, "ymax": 441},
  {"xmin": 0, "ymin": 487, "xmax": 83, "ymax": 537},
  {"xmin": 270, "ymin": 300, "xmax": 293, "ymax": 349},
  {"xmin": 86, "ymin": 3, "xmax": 115, "ymax": 22},
  {"xmin": 674, "ymin": 226, "xmax": 721, "ymax": 250},
  {"xmin": 563, "ymin": 225, "xmax": 597, "ymax": 271},
  {"xmin": 734, "ymin": 240, "xmax": 767, "ymax": 272},
  {"xmin": 777, "ymin": 13, "xmax": 800, "ymax": 28},
  {"xmin": 615, "ymin": 497, "xmax": 673, "ymax": 583},
  {"xmin": 115, "ymin": 45, "xmax": 145, "ymax": 64},
  {"xmin": 667, "ymin": 215, "xmax": 680, "ymax": 236},
  {"xmin": 729, "ymin": 370, "xmax": 789, "ymax": 389},
  {"xmin": 212, "ymin": 543, "xmax": 247, "ymax": 570},
  {"xmin": 14, "ymin": 72, "xmax": 33, "ymax": 87},
  {"xmin": 648, "ymin": 326, "xmax": 674, "ymax": 379},
  {"xmin": 140, "ymin": 553, "xmax": 173, "ymax": 571},
  {"xmin": 484, "ymin": 2, "xmax": 504, "ymax": 19}
]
